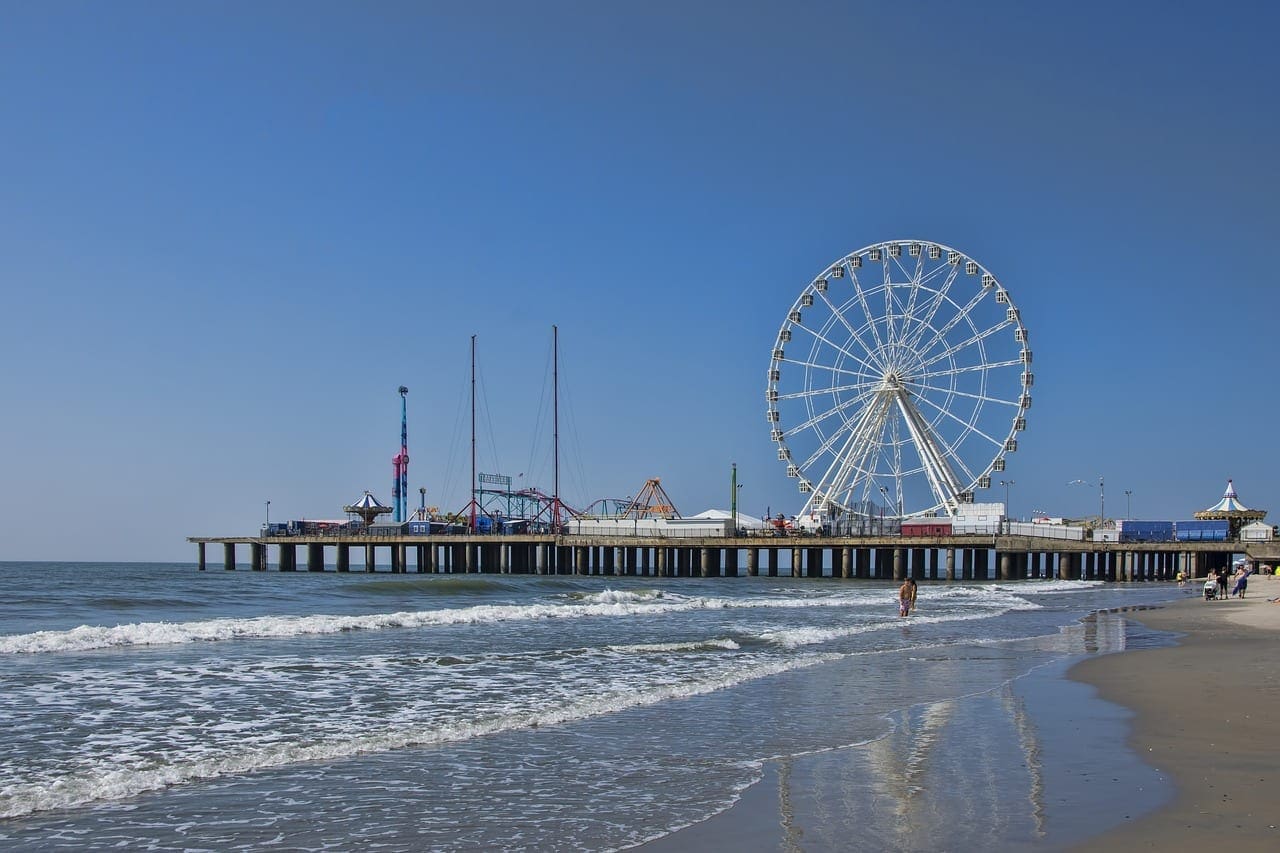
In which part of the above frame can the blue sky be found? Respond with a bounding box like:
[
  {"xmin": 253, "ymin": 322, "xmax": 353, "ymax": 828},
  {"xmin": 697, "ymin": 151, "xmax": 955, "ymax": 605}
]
[{"xmin": 2, "ymin": 1, "xmax": 1277, "ymax": 561}]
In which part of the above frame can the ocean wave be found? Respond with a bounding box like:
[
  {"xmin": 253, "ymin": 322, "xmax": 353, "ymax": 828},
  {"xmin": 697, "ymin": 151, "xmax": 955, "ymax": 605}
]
[
  {"xmin": 0, "ymin": 650, "xmax": 836, "ymax": 820},
  {"xmin": 568, "ymin": 588, "xmax": 673, "ymax": 605},
  {"xmin": 0, "ymin": 592, "xmax": 886, "ymax": 655}
]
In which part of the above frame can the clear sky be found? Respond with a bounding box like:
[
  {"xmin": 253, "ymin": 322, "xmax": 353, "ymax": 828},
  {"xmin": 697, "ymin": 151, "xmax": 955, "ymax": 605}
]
[{"xmin": 2, "ymin": 1, "xmax": 1278, "ymax": 562}]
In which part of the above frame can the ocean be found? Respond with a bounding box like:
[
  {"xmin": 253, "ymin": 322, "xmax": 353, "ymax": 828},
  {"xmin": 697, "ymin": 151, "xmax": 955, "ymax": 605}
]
[{"xmin": 0, "ymin": 562, "xmax": 1183, "ymax": 850}]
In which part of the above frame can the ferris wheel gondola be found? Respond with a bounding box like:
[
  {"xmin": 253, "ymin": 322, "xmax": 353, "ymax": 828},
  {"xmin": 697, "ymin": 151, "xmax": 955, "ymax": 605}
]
[{"xmin": 767, "ymin": 240, "xmax": 1031, "ymax": 522}]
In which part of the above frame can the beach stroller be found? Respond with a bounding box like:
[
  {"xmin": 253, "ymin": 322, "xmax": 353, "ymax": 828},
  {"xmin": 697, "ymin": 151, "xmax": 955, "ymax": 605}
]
[{"xmin": 1203, "ymin": 577, "xmax": 1218, "ymax": 600}]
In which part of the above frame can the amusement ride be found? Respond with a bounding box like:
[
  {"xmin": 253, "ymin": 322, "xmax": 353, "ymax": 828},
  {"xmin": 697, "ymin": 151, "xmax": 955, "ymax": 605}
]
[{"xmin": 767, "ymin": 240, "xmax": 1032, "ymax": 524}]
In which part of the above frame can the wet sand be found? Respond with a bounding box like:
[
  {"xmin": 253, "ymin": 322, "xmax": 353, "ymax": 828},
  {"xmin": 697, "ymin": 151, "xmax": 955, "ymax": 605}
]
[
  {"xmin": 637, "ymin": 575, "xmax": 1280, "ymax": 851},
  {"xmin": 1067, "ymin": 572, "xmax": 1280, "ymax": 852}
]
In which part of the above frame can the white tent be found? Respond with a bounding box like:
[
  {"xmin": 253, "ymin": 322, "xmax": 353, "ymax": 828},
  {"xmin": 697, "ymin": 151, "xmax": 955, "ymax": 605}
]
[{"xmin": 689, "ymin": 508, "xmax": 767, "ymax": 530}]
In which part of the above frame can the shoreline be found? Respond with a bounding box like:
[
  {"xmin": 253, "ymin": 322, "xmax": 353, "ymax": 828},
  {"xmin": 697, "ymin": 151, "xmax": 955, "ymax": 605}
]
[
  {"xmin": 1065, "ymin": 573, "xmax": 1280, "ymax": 850},
  {"xmin": 636, "ymin": 577, "xmax": 1280, "ymax": 851}
]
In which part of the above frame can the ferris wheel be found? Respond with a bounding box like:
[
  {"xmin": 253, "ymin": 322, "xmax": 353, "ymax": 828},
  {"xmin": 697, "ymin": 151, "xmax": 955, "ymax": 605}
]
[{"xmin": 767, "ymin": 240, "xmax": 1032, "ymax": 521}]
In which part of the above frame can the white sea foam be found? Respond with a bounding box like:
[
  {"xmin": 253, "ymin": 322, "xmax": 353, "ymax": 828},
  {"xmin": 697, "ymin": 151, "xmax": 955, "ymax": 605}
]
[
  {"xmin": 987, "ymin": 579, "xmax": 1103, "ymax": 594},
  {"xmin": 926, "ymin": 586, "xmax": 1044, "ymax": 611},
  {"xmin": 605, "ymin": 638, "xmax": 741, "ymax": 653},
  {"xmin": 758, "ymin": 608, "xmax": 1002, "ymax": 648},
  {"xmin": 0, "ymin": 592, "xmax": 880, "ymax": 655},
  {"xmin": 0, "ymin": 649, "xmax": 837, "ymax": 819}
]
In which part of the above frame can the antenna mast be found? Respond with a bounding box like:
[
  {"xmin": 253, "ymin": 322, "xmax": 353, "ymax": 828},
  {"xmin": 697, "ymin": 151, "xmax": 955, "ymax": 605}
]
[
  {"xmin": 553, "ymin": 325, "xmax": 561, "ymax": 533},
  {"xmin": 470, "ymin": 335, "xmax": 477, "ymax": 534}
]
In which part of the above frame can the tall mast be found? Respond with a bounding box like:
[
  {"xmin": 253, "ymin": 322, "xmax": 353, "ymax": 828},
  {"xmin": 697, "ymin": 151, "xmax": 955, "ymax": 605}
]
[
  {"xmin": 553, "ymin": 324, "xmax": 561, "ymax": 533},
  {"xmin": 470, "ymin": 335, "xmax": 477, "ymax": 534}
]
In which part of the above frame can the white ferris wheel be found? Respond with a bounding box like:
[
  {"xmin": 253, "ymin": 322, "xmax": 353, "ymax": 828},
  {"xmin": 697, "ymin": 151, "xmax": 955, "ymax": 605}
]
[{"xmin": 767, "ymin": 240, "xmax": 1032, "ymax": 522}]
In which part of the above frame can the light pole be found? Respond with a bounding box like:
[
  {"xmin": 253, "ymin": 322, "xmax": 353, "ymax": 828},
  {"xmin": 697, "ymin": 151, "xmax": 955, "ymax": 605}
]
[
  {"xmin": 419, "ymin": 487, "xmax": 427, "ymax": 520},
  {"xmin": 1124, "ymin": 489, "xmax": 1132, "ymax": 520},
  {"xmin": 731, "ymin": 462, "xmax": 738, "ymax": 534},
  {"xmin": 1068, "ymin": 477, "xmax": 1106, "ymax": 524},
  {"xmin": 265, "ymin": 500, "xmax": 270, "ymax": 527},
  {"xmin": 879, "ymin": 486, "xmax": 888, "ymax": 535},
  {"xmin": 1000, "ymin": 479, "xmax": 1014, "ymax": 530}
]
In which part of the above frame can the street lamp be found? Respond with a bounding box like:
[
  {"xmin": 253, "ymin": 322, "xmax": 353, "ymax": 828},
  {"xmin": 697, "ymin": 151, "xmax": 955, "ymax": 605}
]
[
  {"xmin": 265, "ymin": 500, "xmax": 270, "ymax": 527},
  {"xmin": 879, "ymin": 486, "xmax": 888, "ymax": 535},
  {"xmin": 1124, "ymin": 490, "xmax": 1132, "ymax": 520},
  {"xmin": 1068, "ymin": 477, "xmax": 1105, "ymax": 524},
  {"xmin": 999, "ymin": 480, "xmax": 1014, "ymax": 532}
]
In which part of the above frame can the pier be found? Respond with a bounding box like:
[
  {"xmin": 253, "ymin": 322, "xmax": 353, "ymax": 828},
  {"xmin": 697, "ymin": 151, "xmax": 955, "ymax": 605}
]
[{"xmin": 187, "ymin": 533, "xmax": 1277, "ymax": 580}]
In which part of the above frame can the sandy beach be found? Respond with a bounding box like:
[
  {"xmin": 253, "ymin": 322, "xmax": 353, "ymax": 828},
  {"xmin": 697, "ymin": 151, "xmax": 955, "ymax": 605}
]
[{"xmin": 1068, "ymin": 571, "xmax": 1280, "ymax": 851}]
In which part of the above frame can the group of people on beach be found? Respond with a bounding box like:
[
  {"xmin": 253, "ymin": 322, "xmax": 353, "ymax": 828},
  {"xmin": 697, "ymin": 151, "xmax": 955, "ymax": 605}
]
[{"xmin": 1201, "ymin": 565, "xmax": 1251, "ymax": 600}]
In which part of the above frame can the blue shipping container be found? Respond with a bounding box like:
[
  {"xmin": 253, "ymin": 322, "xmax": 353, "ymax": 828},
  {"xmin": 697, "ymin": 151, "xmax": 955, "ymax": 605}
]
[
  {"xmin": 1118, "ymin": 521, "xmax": 1175, "ymax": 543},
  {"xmin": 1174, "ymin": 520, "xmax": 1229, "ymax": 542}
]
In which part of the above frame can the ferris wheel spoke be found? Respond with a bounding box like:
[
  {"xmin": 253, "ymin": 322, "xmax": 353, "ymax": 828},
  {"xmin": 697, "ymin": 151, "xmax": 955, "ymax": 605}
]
[
  {"xmin": 881, "ymin": 256, "xmax": 898, "ymax": 348},
  {"xmin": 789, "ymin": 321, "xmax": 886, "ymax": 376},
  {"xmin": 914, "ymin": 318, "xmax": 1014, "ymax": 373},
  {"xmin": 845, "ymin": 266, "xmax": 888, "ymax": 354},
  {"xmin": 778, "ymin": 378, "xmax": 881, "ymax": 402},
  {"xmin": 915, "ymin": 358, "xmax": 1024, "ymax": 383},
  {"xmin": 896, "ymin": 253, "xmax": 928, "ymax": 351},
  {"xmin": 909, "ymin": 389, "xmax": 1006, "ymax": 451},
  {"xmin": 813, "ymin": 289, "xmax": 884, "ymax": 372},
  {"xmin": 906, "ymin": 292, "xmax": 988, "ymax": 365},
  {"xmin": 908, "ymin": 380, "xmax": 1021, "ymax": 408},
  {"xmin": 901, "ymin": 264, "xmax": 961, "ymax": 354},
  {"xmin": 776, "ymin": 354, "xmax": 875, "ymax": 384},
  {"xmin": 782, "ymin": 386, "xmax": 878, "ymax": 438}
]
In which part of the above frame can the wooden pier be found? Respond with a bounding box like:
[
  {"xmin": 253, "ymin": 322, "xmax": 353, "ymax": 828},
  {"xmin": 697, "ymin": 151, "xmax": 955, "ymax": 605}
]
[{"xmin": 187, "ymin": 533, "xmax": 1278, "ymax": 581}]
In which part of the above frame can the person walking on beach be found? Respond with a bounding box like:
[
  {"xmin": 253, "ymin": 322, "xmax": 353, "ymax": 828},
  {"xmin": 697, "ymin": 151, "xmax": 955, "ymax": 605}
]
[
  {"xmin": 1217, "ymin": 568, "xmax": 1229, "ymax": 601},
  {"xmin": 898, "ymin": 578, "xmax": 917, "ymax": 617},
  {"xmin": 1232, "ymin": 567, "xmax": 1250, "ymax": 598}
]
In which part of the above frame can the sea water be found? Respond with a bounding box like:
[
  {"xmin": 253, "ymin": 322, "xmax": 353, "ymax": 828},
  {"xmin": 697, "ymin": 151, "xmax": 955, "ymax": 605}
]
[{"xmin": 0, "ymin": 562, "xmax": 1180, "ymax": 850}]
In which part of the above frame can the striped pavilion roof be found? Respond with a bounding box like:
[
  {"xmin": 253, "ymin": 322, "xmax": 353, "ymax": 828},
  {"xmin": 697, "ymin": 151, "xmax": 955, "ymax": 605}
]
[
  {"xmin": 344, "ymin": 491, "xmax": 390, "ymax": 511},
  {"xmin": 1206, "ymin": 479, "xmax": 1250, "ymax": 513}
]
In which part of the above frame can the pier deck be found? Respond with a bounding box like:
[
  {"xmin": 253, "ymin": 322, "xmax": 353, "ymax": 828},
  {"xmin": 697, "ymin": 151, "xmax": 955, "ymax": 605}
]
[{"xmin": 188, "ymin": 533, "xmax": 1270, "ymax": 581}]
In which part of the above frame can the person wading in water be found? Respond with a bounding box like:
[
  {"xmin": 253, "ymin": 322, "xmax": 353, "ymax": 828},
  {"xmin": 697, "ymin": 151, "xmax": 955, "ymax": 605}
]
[{"xmin": 898, "ymin": 578, "xmax": 917, "ymax": 617}]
